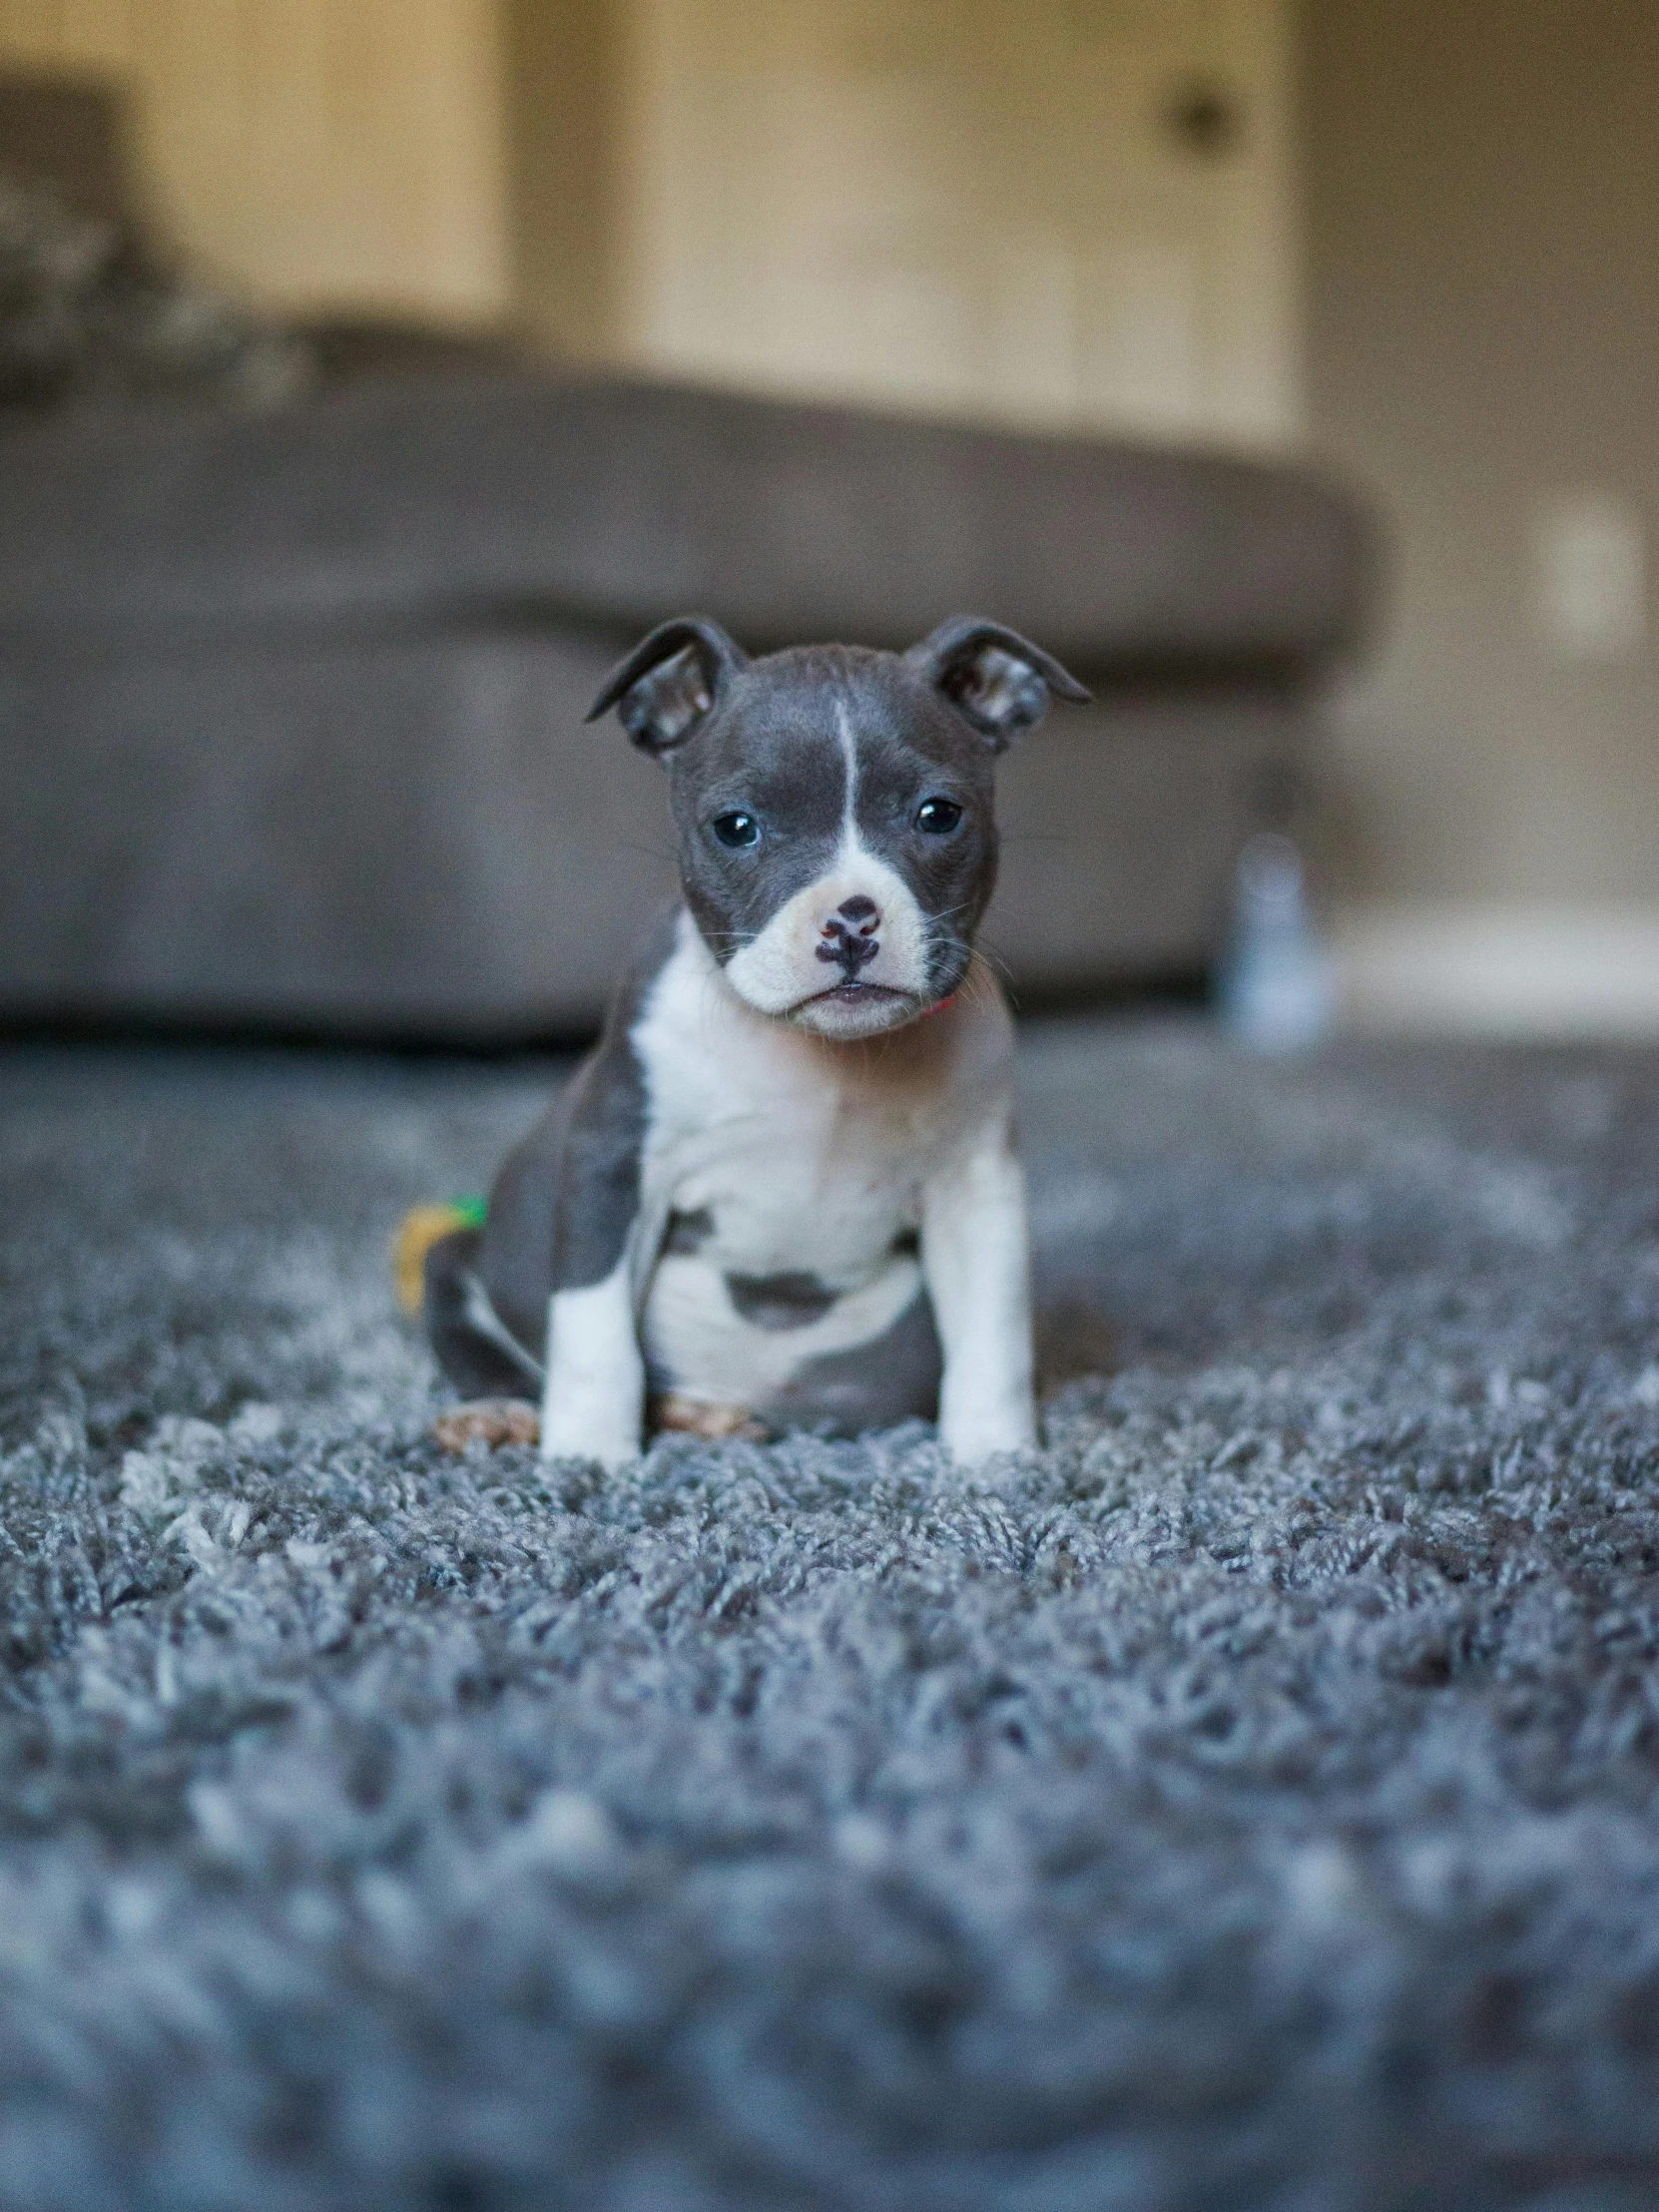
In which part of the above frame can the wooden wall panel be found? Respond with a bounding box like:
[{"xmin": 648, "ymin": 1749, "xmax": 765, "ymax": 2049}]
[
  {"xmin": 618, "ymin": 0, "xmax": 1301, "ymax": 446},
  {"xmin": 503, "ymin": 0, "xmax": 621, "ymax": 360},
  {"xmin": 0, "ymin": 0, "xmax": 509, "ymax": 319}
]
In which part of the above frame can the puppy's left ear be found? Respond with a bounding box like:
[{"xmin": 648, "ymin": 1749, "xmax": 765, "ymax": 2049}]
[
  {"xmin": 906, "ymin": 616, "xmax": 1091, "ymax": 751},
  {"xmin": 587, "ymin": 615, "xmax": 749, "ymax": 757}
]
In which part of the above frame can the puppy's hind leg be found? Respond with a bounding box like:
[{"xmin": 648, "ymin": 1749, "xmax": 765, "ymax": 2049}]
[
  {"xmin": 757, "ymin": 1285, "xmax": 942, "ymax": 1440},
  {"xmin": 422, "ymin": 1227, "xmax": 543, "ymax": 1450}
]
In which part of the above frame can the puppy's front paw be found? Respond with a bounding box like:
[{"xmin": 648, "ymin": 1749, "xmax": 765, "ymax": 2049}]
[
  {"xmin": 938, "ymin": 1400, "xmax": 1038, "ymax": 1466},
  {"xmin": 433, "ymin": 1397, "xmax": 540, "ymax": 1452},
  {"xmin": 538, "ymin": 1411, "xmax": 640, "ymax": 1471}
]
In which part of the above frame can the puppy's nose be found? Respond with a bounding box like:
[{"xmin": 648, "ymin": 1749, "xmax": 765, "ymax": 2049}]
[{"xmin": 818, "ymin": 895, "xmax": 882, "ymax": 974}]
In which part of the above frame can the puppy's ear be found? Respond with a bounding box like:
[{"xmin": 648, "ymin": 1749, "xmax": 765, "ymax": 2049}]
[
  {"xmin": 587, "ymin": 616, "xmax": 749, "ymax": 757},
  {"xmin": 906, "ymin": 616, "xmax": 1090, "ymax": 751}
]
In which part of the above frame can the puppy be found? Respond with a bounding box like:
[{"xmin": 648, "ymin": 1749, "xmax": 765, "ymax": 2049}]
[{"xmin": 423, "ymin": 613, "xmax": 1089, "ymax": 1466}]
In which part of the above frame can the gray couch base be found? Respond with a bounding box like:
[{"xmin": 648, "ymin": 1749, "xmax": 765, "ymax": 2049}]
[{"xmin": 2, "ymin": 627, "xmax": 1299, "ymax": 1037}]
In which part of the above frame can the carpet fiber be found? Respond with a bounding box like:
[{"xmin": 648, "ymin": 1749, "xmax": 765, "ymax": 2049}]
[{"xmin": 3, "ymin": 1022, "xmax": 1659, "ymax": 2211}]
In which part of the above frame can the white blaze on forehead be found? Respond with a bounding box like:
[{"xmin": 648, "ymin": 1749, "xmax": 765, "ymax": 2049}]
[
  {"xmin": 835, "ymin": 696, "xmax": 858, "ymax": 836},
  {"xmin": 723, "ymin": 696, "xmax": 931, "ymax": 1020}
]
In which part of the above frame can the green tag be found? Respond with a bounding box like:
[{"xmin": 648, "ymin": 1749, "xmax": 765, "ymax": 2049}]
[{"xmin": 452, "ymin": 1194, "xmax": 487, "ymax": 1228}]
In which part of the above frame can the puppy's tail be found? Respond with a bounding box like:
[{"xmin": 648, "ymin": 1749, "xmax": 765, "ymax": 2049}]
[{"xmin": 391, "ymin": 1196, "xmax": 487, "ymax": 1315}]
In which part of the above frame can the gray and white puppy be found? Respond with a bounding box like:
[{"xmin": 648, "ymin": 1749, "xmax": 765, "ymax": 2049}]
[{"xmin": 424, "ymin": 613, "xmax": 1089, "ymax": 1467}]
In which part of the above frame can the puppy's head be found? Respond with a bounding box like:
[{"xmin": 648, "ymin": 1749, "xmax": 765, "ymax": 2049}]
[{"xmin": 588, "ymin": 615, "xmax": 1089, "ymax": 1041}]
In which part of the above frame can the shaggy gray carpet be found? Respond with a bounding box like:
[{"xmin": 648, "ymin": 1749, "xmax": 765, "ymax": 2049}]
[{"xmin": 3, "ymin": 1021, "xmax": 1659, "ymax": 2212}]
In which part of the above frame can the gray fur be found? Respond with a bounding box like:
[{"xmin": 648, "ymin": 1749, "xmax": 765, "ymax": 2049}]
[
  {"xmin": 585, "ymin": 615, "xmax": 751, "ymax": 758},
  {"xmin": 757, "ymin": 1279, "xmax": 942, "ymax": 1432},
  {"xmin": 662, "ymin": 1205, "xmax": 716, "ymax": 1255},
  {"xmin": 725, "ymin": 1270, "xmax": 842, "ymax": 1331},
  {"xmin": 438, "ymin": 906, "xmax": 678, "ymax": 1380},
  {"xmin": 903, "ymin": 614, "xmax": 1092, "ymax": 751},
  {"xmin": 421, "ymin": 1225, "xmax": 541, "ymax": 1396}
]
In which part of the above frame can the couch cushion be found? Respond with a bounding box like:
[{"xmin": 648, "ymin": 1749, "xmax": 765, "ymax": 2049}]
[
  {"xmin": 0, "ymin": 630, "xmax": 1299, "ymax": 1033},
  {"xmin": 0, "ymin": 369, "xmax": 1373, "ymax": 676}
]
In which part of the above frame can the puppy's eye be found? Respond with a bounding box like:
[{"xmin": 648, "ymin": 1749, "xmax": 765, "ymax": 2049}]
[
  {"xmin": 712, "ymin": 811, "xmax": 761, "ymax": 849},
  {"xmin": 914, "ymin": 797, "xmax": 963, "ymax": 836}
]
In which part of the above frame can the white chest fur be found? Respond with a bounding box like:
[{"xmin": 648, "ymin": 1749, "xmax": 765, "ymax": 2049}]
[{"xmin": 627, "ymin": 914, "xmax": 1014, "ymax": 1403}]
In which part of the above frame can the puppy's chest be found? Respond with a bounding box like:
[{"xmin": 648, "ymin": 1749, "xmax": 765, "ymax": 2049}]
[
  {"xmin": 638, "ymin": 1032, "xmax": 938, "ymax": 1279},
  {"xmin": 628, "ymin": 1007, "xmax": 959, "ymax": 1401}
]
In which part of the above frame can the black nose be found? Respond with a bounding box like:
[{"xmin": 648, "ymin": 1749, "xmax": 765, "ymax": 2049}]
[{"xmin": 818, "ymin": 896, "xmax": 881, "ymax": 976}]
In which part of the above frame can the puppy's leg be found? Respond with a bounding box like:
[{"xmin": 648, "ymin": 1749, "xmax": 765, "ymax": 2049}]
[
  {"xmin": 541, "ymin": 1258, "xmax": 645, "ymax": 1469},
  {"xmin": 920, "ymin": 1115, "xmax": 1037, "ymax": 1462},
  {"xmin": 532, "ymin": 976, "xmax": 660, "ymax": 1469},
  {"xmin": 422, "ymin": 1227, "xmax": 543, "ymax": 1449},
  {"xmin": 756, "ymin": 1284, "xmax": 942, "ymax": 1439}
]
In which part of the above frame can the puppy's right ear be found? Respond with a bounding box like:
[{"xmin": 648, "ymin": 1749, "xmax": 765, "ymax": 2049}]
[
  {"xmin": 905, "ymin": 615, "xmax": 1091, "ymax": 751},
  {"xmin": 586, "ymin": 616, "xmax": 748, "ymax": 757}
]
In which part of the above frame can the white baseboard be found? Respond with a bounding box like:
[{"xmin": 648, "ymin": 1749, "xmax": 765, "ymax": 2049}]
[{"xmin": 1332, "ymin": 903, "xmax": 1659, "ymax": 1040}]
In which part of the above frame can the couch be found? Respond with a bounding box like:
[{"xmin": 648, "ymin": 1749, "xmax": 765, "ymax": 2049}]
[{"xmin": 0, "ymin": 74, "xmax": 1375, "ymax": 1041}]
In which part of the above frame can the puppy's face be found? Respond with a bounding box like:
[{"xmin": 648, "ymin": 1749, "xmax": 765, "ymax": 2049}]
[
  {"xmin": 589, "ymin": 618, "xmax": 1089, "ymax": 1042},
  {"xmin": 672, "ymin": 648, "xmax": 998, "ymax": 1040}
]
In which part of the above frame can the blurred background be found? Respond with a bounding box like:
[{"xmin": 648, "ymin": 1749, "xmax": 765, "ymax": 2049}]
[{"xmin": 1, "ymin": 0, "xmax": 1655, "ymax": 1041}]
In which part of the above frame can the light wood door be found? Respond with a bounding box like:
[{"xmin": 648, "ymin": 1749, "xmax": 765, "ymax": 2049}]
[
  {"xmin": 621, "ymin": 0, "xmax": 1300, "ymax": 445},
  {"xmin": 0, "ymin": 0, "xmax": 508, "ymax": 320}
]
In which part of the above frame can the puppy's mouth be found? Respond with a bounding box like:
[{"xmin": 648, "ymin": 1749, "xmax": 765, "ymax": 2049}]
[
  {"xmin": 788, "ymin": 979, "xmax": 923, "ymax": 1037},
  {"xmin": 813, "ymin": 981, "xmax": 908, "ymax": 1007}
]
